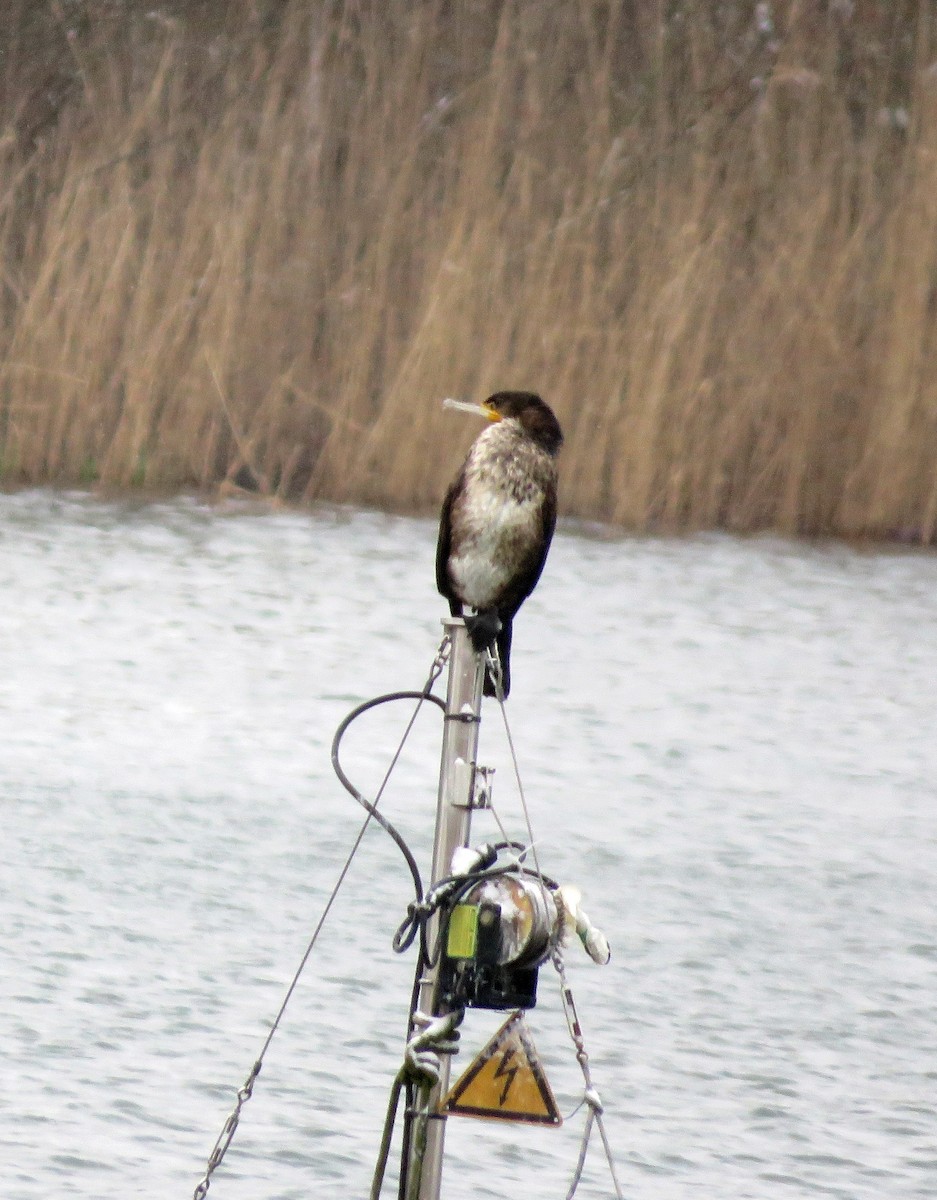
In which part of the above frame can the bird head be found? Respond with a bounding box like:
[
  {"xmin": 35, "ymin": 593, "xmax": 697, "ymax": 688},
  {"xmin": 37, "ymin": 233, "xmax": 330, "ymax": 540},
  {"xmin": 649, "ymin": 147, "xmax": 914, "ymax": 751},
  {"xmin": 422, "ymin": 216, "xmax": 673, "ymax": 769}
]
[{"xmin": 443, "ymin": 391, "xmax": 563, "ymax": 455}]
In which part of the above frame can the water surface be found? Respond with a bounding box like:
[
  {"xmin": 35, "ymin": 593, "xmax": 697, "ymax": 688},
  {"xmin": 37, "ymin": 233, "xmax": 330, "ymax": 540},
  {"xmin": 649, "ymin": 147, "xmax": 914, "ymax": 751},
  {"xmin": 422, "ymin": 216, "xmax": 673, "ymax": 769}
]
[{"xmin": 2, "ymin": 491, "xmax": 935, "ymax": 1198}]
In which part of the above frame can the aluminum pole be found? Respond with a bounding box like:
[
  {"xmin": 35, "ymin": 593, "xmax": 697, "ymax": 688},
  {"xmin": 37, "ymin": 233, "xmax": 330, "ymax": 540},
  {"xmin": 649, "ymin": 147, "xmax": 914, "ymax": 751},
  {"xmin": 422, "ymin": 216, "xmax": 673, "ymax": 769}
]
[{"xmin": 406, "ymin": 617, "xmax": 484, "ymax": 1200}]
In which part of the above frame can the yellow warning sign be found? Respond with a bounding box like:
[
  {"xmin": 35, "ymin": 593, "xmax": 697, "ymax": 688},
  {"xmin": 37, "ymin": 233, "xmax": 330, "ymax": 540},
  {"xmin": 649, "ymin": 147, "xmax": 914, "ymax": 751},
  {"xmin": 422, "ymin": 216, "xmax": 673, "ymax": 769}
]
[{"xmin": 442, "ymin": 1012, "xmax": 562, "ymax": 1125}]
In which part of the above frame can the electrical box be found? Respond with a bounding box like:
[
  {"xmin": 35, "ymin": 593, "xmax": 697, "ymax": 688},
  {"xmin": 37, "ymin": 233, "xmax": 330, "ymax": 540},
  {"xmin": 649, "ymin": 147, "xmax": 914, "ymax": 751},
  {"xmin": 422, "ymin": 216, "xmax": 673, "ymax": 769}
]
[{"xmin": 438, "ymin": 876, "xmax": 557, "ymax": 1011}]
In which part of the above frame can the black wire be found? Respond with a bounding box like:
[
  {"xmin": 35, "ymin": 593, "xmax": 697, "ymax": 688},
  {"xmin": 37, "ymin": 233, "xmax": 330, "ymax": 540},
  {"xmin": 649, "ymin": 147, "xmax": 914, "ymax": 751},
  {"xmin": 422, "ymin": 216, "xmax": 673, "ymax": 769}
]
[{"xmin": 330, "ymin": 689, "xmax": 446, "ymax": 913}]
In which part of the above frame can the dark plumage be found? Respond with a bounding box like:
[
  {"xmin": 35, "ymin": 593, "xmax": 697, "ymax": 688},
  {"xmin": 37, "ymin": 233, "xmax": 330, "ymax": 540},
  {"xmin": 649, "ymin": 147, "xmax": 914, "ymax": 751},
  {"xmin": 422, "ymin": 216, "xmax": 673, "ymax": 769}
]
[{"xmin": 436, "ymin": 391, "xmax": 563, "ymax": 698}]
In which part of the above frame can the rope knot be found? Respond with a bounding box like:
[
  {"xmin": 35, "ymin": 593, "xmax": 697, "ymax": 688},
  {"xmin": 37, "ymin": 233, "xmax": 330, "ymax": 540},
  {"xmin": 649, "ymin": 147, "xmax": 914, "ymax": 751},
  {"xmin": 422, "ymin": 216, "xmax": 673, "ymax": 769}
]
[{"xmin": 403, "ymin": 1010, "xmax": 463, "ymax": 1087}]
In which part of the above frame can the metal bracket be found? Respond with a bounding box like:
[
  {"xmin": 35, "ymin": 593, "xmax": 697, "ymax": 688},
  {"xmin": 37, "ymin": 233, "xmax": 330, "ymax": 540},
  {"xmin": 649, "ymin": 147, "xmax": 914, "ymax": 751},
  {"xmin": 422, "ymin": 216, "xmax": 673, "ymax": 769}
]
[
  {"xmin": 471, "ymin": 765, "xmax": 494, "ymax": 810},
  {"xmin": 451, "ymin": 758, "xmax": 475, "ymax": 809},
  {"xmin": 451, "ymin": 762, "xmax": 495, "ymax": 810}
]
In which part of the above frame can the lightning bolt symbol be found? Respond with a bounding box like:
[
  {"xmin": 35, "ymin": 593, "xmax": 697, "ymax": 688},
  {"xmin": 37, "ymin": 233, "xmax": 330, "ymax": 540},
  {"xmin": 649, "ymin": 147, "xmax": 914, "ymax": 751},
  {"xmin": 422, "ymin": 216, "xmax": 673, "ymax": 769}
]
[{"xmin": 493, "ymin": 1046, "xmax": 519, "ymax": 1105}]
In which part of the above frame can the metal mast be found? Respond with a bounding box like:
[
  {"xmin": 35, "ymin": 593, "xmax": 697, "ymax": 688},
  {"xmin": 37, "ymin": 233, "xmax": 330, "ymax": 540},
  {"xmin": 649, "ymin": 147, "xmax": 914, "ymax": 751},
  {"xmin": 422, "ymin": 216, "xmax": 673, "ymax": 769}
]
[{"xmin": 405, "ymin": 617, "xmax": 484, "ymax": 1200}]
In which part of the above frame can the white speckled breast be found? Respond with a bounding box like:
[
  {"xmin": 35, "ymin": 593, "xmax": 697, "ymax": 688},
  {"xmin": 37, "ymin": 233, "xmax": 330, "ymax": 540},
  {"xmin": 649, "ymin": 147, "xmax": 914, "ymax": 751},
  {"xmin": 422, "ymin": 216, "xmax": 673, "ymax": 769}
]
[{"xmin": 446, "ymin": 421, "xmax": 555, "ymax": 610}]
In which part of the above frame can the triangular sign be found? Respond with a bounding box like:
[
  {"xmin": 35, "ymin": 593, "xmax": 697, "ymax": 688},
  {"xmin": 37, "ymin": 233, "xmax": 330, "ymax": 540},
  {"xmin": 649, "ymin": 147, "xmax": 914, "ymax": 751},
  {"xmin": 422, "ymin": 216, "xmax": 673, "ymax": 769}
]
[{"xmin": 442, "ymin": 1011, "xmax": 562, "ymax": 1125}]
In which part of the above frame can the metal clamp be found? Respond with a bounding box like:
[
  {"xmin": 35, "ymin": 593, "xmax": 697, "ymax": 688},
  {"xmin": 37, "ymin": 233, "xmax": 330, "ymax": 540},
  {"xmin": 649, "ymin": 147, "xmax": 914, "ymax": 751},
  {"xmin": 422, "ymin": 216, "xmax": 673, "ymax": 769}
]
[{"xmin": 471, "ymin": 765, "xmax": 494, "ymax": 810}]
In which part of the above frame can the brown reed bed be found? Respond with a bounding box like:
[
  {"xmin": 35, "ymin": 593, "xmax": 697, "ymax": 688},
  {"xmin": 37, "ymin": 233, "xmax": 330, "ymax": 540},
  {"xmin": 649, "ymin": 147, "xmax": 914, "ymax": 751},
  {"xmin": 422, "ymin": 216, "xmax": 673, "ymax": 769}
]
[{"xmin": 1, "ymin": 1, "xmax": 936, "ymax": 541}]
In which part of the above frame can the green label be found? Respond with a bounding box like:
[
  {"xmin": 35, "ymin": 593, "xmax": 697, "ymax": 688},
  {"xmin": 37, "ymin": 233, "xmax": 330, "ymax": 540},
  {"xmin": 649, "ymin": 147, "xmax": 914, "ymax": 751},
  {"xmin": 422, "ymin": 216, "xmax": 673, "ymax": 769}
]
[{"xmin": 447, "ymin": 904, "xmax": 479, "ymax": 959}]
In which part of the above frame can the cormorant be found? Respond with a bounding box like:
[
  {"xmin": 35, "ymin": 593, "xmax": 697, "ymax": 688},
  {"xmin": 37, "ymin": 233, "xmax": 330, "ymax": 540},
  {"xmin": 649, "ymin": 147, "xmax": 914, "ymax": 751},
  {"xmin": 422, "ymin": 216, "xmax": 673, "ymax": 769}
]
[{"xmin": 436, "ymin": 391, "xmax": 563, "ymax": 698}]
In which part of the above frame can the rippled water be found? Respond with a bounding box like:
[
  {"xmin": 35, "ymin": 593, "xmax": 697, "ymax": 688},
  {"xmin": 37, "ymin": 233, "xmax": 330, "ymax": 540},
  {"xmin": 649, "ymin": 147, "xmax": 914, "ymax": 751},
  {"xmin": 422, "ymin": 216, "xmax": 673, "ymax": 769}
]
[{"xmin": 2, "ymin": 490, "xmax": 936, "ymax": 1199}]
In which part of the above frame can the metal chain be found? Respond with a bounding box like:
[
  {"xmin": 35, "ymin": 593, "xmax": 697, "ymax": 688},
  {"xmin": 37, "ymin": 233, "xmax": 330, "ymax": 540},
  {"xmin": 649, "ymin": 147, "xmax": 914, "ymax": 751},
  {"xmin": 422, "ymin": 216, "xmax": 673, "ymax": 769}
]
[
  {"xmin": 552, "ymin": 948, "xmax": 625, "ymax": 1200},
  {"xmin": 192, "ymin": 1060, "xmax": 261, "ymax": 1199},
  {"xmin": 428, "ymin": 634, "xmax": 452, "ymax": 687},
  {"xmin": 191, "ymin": 635, "xmax": 452, "ymax": 1199}
]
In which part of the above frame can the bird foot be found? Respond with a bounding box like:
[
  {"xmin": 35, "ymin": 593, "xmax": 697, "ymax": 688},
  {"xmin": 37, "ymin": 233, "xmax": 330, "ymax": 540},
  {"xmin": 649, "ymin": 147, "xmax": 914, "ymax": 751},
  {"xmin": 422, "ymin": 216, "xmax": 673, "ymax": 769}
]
[{"xmin": 464, "ymin": 610, "xmax": 501, "ymax": 653}]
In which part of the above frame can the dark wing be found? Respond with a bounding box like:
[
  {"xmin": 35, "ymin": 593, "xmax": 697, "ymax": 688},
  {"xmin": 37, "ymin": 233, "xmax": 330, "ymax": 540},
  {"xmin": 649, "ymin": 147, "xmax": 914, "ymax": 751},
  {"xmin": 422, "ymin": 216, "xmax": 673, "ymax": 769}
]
[
  {"xmin": 435, "ymin": 481, "xmax": 462, "ymax": 615},
  {"xmin": 500, "ymin": 482, "xmax": 557, "ymax": 619},
  {"xmin": 488, "ymin": 490, "xmax": 556, "ymax": 698}
]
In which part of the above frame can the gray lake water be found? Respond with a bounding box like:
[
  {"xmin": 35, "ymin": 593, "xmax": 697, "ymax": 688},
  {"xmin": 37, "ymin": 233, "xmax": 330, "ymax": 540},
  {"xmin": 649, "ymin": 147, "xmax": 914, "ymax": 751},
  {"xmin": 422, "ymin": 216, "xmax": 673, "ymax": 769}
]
[{"xmin": 2, "ymin": 490, "xmax": 936, "ymax": 1199}]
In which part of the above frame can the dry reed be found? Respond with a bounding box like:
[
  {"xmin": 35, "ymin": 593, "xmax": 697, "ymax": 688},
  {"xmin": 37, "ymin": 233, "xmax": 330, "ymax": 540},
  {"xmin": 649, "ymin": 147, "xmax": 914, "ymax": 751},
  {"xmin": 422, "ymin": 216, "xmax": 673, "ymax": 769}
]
[{"xmin": 2, "ymin": 1, "xmax": 936, "ymax": 541}]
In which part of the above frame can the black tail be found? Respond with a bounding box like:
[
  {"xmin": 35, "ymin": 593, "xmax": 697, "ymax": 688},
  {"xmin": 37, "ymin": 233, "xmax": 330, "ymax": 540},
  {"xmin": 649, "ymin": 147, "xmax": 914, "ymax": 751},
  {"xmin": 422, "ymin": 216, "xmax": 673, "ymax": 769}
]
[{"xmin": 484, "ymin": 619, "xmax": 512, "ymax": 698}]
